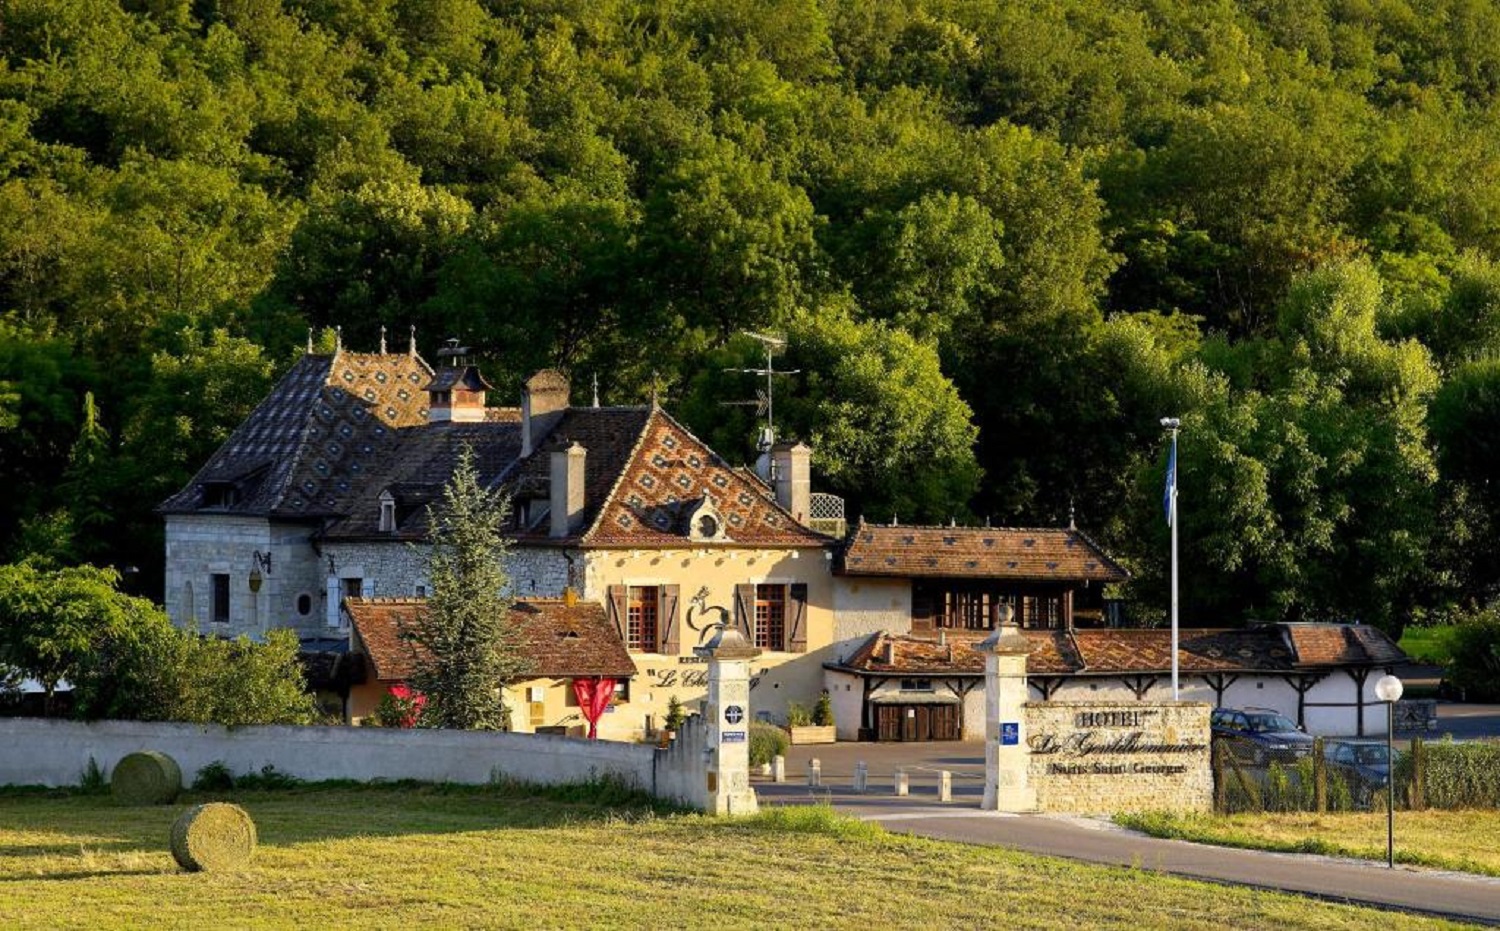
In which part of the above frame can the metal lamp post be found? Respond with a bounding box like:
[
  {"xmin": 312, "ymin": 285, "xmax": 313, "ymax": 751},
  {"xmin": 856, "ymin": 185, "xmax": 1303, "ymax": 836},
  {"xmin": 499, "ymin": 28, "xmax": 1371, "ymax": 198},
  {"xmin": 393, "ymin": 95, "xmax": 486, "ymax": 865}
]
[
  {"xmin": 1375, "ymin": 673, "xmax": 1404, "ymax": 869},
  {"xmin": 1161, "ymin": 417, "xmax": 1181, "ymax": 700}
]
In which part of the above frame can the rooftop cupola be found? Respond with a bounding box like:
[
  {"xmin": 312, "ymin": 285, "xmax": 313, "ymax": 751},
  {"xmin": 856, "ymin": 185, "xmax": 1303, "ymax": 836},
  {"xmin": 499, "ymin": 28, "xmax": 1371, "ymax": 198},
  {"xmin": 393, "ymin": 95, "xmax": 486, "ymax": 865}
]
[{"xmin": 424, "ymin": 339, "xmax": 493, "ymax": 423}]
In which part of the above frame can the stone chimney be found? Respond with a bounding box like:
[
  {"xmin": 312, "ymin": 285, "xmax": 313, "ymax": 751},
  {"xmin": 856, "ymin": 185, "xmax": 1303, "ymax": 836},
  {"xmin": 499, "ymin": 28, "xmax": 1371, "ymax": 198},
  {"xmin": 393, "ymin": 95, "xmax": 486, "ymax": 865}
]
[
  {"xmin": 771, "ymin": 441, "xmax": 811, "ymax": 524},
  {"xmin": 550, "ymin": 441, "xmax": 586, "ymax": 538},
  {"xmin": 522, "ymin": 370, "xmax": 570, "ymax": 457}
]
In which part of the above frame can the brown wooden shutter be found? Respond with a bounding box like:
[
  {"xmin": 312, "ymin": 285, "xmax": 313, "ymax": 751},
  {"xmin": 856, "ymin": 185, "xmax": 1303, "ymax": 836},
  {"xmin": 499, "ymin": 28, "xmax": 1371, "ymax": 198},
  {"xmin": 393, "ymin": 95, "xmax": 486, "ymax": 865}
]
[
  {"xmin": 607, "ymin": 585, "xmax": 627, "ymax": 641},
  {"xmin": 787, "ymin": 583, "xmax": 808, "ymax": 653},
  {"xmin": 734, "ymin": 583, "xmax": 755, "ymax": 640},
  {"xmin": 659, "ymin": 585, "xmax": 681, "ymax": 655}
]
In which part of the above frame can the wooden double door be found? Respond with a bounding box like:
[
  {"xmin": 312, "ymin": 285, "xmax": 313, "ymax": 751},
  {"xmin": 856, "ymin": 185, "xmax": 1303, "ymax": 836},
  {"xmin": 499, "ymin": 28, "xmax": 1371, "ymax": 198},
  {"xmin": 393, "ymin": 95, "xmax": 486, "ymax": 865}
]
[{"xmin": 875, "ymin": 703, "xmax": 961, "ymax": 742}]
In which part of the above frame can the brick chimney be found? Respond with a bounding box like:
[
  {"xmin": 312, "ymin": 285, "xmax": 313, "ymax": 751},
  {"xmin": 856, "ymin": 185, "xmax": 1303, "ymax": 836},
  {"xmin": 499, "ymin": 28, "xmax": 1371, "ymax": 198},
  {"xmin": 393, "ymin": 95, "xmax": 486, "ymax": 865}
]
[
  {"xmin": 521, "ymin": 370, "xmax": 569, "ymax": 457},
  {"xmin": 771, "ymin": 441, "xmax": 811, "ymax": 524},
  {"xmin": 550, "ymin": 441, "xmax": 586, "ymax": 538}
]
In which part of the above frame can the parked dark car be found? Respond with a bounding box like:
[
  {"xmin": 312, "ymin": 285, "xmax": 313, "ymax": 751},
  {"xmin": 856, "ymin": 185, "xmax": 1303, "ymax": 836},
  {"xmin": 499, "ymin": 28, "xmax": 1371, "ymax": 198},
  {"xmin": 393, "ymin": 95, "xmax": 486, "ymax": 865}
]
[
  {"xmin": 1323, "ymin": 738, "xmax": 1396, "ymax": 803},
  {"xmin": 1211, "ymin": 707, "xmax": 1316, "ymax": 763}
]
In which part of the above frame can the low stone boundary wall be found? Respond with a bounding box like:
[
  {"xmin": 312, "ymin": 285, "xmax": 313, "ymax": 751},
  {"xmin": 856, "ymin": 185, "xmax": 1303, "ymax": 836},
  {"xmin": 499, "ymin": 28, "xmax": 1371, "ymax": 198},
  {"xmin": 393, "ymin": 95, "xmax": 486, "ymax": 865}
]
[
  {"xmin": 0, "ymin": 718, "xmax": 705, "ymax": 808},
  {"xmin": 1025, "ymin": 701, "xmax": 1213, "ymax": 814}
]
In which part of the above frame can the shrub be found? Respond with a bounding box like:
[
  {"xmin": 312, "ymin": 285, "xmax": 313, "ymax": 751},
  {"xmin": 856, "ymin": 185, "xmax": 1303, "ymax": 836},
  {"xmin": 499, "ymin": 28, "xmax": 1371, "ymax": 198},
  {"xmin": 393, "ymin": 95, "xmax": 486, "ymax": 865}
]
[
  {"xmin": 193, "ymin": 760, "xmax": 235, "ymax": 792},
  {"xmin": 1395, "ymin": 738, "xmax": 1500, "ymax": 808},
  {"xmin": 812, "ymin": 692, "xmax": 834, "ymax": 727},
  {"xmin": 786, "ymin": 702, "xmax": 812, "ymax": 727},
  {"xmin": 170, "ymin": 803, "xmax": 257, "ymax": 871},
  {"xmin": 1447, "ymin": 612, "xmax": 1500, "ymax": 702},
  {"xmin": 111, "ymin": 750, "xmax": 182, "ymax": 805},
  {"xmin": 78, "ymin": 757, "xmax": 107, "ymax": 795},
  {"xmin": 234, "ymin": 764, "xmax": 302, "ymax": 791},
  {"xmin": 749, "ymin": 722, "xmax": 789, "ymax": 766},
  {"xmin": 371, "ymin": 684, "xmax": 425, "ymax": 727}
]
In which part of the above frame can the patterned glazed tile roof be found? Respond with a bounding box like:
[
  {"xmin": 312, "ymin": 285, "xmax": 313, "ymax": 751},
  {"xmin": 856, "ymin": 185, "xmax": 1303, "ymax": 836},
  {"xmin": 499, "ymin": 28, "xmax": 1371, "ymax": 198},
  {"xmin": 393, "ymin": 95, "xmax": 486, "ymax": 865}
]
[
  {"xmin": 578, "ymin": 408, "xmax": 829, "ymax": 547},
  {"xmin": 346, "ymin": 597, "xmax": 636, "ymax": 681},
  {"xmin": 829, "ymin": 623, "xmax": 1402, "ymax": 678},
  {"xmin": 165, "ymin": 356, "xmax": 830, "ymax": 547},
  {"xmin": 160, "ymin": 351, "xmax": 434, "ymax": 517},
  {"xmin": 839, "ymin": 519, "xmax": 1128, "ymax": 582}
]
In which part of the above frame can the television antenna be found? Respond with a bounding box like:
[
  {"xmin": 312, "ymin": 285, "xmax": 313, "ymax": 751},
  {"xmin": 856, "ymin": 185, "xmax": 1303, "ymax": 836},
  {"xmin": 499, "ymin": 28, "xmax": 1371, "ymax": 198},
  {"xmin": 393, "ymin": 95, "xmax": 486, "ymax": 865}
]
[{"xmin": 722, "ymin": 331, "xmax": 798, "ymax": 455}]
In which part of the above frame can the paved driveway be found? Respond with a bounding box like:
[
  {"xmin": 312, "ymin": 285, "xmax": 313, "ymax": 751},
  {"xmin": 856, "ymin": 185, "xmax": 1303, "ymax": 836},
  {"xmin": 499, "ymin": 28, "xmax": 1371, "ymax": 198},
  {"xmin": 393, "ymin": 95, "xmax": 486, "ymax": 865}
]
[{"xmin": 754, "ymin": 740, "xmax": 1500, "ymax": 925}]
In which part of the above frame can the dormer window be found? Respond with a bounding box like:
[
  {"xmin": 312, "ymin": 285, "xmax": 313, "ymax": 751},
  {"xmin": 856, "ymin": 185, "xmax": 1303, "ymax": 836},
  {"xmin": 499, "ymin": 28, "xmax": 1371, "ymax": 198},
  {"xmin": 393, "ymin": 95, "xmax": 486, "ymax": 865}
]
[
  {"xmin": 203, "ymin": 482, "xmax": 238, "ymax": 507},
  {"xmin": 379, "ymin": 491, "xmax": 397, "ymax": 533},
  {"xmin": 518, "ymin": 499, "xmax": 550, "ymax": 531},
  {"xmin": 686, "ymin": 498, "xmax": 728, "ymax": 543}
]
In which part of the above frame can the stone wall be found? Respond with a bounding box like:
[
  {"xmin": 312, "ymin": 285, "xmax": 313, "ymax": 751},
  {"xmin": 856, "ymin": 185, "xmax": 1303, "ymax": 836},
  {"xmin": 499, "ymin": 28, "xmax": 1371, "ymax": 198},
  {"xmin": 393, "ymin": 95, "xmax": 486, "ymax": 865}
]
[
  {"xmin": 1024, "ymin": 701, "xmax": 1212, "ymax": 814},
  {"xmin": 324, "ymin": 542, "xmax": 574, "ymax": 604},
  {"xmin": 0, "ymin": 717, "xmax": 712, "ymax": 809},
  {"xmin": 164, "ymin": 515, "xmax": 328, "ymax": 639}
]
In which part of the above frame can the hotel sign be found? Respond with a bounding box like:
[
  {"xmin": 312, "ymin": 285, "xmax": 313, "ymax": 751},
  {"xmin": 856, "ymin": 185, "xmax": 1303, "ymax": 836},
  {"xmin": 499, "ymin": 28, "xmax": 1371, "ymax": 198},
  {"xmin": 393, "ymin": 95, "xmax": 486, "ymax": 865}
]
[{"xmin": 1028, "ymin": 706, "xmax": 1207, "ymax": 777}]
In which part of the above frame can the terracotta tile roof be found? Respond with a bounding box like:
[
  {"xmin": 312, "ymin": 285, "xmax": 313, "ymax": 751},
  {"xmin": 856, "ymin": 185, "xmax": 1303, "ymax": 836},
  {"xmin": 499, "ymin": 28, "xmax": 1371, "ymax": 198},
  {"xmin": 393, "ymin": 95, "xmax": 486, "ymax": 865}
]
[
  {"xmin": 839, "ymin": 519, "xmax": 1128, "ymax": 582},
  {"xmin": 579, "ymin": 408, "xmax": 829, "ymax": 548},
  {"xmin": 346, "ymin": 597, "xmax": 636, "ymax": 681},
  {"xmin": 160, "ymin": 351, "xmax": 434, "ymax": 517},
  {"xmin": 1283, "ymin": 624, "xmax": 1406, "ymax": 666},
  {"xmin": 830, "ymin": 623, "xmax": 1401, "ymax": 678}
]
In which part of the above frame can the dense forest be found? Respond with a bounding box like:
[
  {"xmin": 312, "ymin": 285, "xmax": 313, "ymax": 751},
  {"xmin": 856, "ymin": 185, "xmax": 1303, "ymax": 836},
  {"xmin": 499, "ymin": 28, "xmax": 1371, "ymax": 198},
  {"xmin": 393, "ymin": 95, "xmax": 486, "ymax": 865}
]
[{"xmin": 5, "ymin": 0, "xmax": 1500, "ymax": 635}]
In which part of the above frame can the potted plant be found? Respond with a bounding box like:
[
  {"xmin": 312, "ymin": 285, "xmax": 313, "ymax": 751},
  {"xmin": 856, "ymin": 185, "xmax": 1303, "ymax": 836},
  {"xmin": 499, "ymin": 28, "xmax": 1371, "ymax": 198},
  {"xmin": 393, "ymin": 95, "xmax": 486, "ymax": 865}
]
[
  {"xmin": 785, "ymin": 696, "xmax": 837, "ymax": 745},
  {"xmin": 660, "ymin": 694, "xmax": 686, "ymax": 746}
]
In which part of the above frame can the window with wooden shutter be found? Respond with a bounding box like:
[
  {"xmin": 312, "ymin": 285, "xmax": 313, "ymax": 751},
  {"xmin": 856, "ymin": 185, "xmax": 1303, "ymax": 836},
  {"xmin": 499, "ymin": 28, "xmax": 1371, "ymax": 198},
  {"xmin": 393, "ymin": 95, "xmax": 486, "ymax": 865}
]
[
  {"xmin": 627, "ymin": 586, "xmax": 658, "ymax": 651},
  {"xmin": 787, "ymin": 583, "xmax": 808, "ymax": 652},
  {"xmin": 659, "ymin": 585, "xmax": 681, "ymax": 654},
  {"xmin": 754, "ymin": 584, "xmax": 785, "ymax": 651}
]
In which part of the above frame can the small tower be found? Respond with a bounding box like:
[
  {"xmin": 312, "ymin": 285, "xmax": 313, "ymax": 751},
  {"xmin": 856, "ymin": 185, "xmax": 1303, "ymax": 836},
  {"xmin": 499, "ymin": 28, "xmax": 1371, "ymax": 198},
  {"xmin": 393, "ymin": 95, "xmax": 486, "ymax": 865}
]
[{"xmin": 424, "ymin": 339, "xmax": 493, "ymax": 424}]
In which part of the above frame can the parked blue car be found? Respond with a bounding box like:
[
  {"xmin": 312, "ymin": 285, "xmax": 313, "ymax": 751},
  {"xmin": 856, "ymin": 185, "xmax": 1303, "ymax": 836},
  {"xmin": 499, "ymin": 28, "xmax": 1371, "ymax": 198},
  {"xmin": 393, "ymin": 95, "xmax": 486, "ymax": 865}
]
[{"xmin": 1211, "ymin": 707, "xmax": 1316, "ymax": 764}]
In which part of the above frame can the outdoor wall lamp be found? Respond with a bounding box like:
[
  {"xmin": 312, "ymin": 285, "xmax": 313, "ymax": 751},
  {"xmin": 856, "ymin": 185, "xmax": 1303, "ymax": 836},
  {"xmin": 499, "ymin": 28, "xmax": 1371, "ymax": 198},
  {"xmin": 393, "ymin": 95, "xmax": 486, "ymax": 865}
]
[{"xmin": 248, "ymin": 550, "xmax": 272, "ymax": 593}]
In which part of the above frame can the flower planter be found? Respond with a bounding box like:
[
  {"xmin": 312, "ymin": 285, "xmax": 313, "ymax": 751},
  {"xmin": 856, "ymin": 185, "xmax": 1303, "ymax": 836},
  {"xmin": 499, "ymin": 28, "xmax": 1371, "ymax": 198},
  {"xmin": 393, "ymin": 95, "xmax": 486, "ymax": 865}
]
[{"xmin": 787, "ymin": 725, "xmax": 836, "ymax": 745}]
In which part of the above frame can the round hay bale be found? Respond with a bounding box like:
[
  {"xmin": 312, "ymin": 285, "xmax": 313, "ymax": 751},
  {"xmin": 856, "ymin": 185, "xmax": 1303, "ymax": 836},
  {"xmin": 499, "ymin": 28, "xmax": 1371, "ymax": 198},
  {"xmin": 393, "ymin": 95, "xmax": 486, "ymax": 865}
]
[
  {"xmin": 170, "ymin": 803, "xmax": 257, "ymax": 872},
  {"xmin": 110, "ymin": 751, "xmax": 182, "ymax": 806}
]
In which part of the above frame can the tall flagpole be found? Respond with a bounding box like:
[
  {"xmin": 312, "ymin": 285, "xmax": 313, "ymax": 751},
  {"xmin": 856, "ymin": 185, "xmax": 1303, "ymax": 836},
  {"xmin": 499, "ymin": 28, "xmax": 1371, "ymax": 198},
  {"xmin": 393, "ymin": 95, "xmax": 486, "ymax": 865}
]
[{"xmin": 1161, "ymin": 417, "xmax": 1181, "ymax": 701}]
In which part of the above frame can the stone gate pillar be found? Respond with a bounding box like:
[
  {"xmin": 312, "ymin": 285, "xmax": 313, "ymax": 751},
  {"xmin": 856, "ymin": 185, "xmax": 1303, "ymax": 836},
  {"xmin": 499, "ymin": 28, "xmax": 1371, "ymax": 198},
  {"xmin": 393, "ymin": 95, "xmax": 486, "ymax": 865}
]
[
  {"xmin": 981, "ymin": 609, "xmax": 1037, "ymax": 812},
  {"xmin": 696, "ymin": 626, "xmax": 761, "ymax": 816}
]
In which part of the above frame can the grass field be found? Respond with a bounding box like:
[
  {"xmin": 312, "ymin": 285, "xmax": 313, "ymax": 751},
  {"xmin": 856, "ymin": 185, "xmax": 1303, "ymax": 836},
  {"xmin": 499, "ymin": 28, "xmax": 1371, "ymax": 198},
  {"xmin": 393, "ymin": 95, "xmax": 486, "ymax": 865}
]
[
  {"xmin": 1399, "ymin": 625, "xmax": 1462, "ymax": 666},
  {"xmin": 1117, "ymin": 809, "xmax": 1500, "ymax": 877},
  {"xmin": 0, "ymin": 784, "xmax": 1484, "ymax": 930}
]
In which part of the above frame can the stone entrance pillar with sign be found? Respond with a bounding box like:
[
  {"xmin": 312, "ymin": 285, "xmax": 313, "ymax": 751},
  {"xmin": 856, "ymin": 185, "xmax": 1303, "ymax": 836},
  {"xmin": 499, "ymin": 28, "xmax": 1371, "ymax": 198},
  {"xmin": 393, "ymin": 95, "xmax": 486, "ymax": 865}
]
[
  {"xmin": 981, "ymin": 607, "xmax": 1037, "ymax": 812},
  {"xmin": 695, "ymin": 626, "xmax": 760, "ymax": 816}
]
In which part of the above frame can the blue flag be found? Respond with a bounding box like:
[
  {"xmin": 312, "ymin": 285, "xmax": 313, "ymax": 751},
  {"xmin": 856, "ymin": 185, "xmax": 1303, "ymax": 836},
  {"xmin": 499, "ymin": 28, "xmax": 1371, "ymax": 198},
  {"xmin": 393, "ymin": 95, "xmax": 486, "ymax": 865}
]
[{"xmin": 1163, "ymin": 442, "xmax": 1176, "ymax": 526}]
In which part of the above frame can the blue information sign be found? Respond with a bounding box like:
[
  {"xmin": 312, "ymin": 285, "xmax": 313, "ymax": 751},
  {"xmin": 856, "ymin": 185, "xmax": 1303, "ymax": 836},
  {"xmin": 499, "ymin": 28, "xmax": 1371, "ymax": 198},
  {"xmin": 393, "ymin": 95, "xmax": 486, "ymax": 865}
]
[
  {"xmin": 722, "ymin": 730, "xmax": 747, "ymax": 743},
  {"xmin": 1000, "ymin": 722, "xmax": 1020, "ymax": 746}
]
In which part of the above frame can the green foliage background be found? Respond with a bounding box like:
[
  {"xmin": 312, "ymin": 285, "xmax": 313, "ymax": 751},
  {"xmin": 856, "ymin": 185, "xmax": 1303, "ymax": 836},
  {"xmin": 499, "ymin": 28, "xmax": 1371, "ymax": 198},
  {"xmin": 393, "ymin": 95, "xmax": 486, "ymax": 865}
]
[{"xmin": 5, "ymin": 0, "xmax": 1500, "ymax": 631}]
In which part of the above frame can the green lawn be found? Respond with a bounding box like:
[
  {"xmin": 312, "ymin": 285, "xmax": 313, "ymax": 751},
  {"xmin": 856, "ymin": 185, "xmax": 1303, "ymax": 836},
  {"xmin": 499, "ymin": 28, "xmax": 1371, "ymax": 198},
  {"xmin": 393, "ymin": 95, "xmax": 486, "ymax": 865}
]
[
  {"xmin": 1117, "ymin": 809, "xmax": 1500, "ymax": 877},
  {"xmin": 1399, "ymin": 625, "xmax": 1462, "ymax": 666},
  {"xmin": 0, "ymin": 784, "xmax": 1484, "ymax": 930}
]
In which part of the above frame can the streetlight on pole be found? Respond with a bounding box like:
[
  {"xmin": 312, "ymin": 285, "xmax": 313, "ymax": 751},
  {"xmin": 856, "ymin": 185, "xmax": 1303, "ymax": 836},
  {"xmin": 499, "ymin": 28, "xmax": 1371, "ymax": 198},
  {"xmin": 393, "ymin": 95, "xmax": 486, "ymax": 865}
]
[
  {"xmin": 1161, "ymin": 417, "xmax": 1181, "ymax": 701},
  {"xmin": 1375, "ymin": 673, "xmax": 1404, "ymax": 869}
]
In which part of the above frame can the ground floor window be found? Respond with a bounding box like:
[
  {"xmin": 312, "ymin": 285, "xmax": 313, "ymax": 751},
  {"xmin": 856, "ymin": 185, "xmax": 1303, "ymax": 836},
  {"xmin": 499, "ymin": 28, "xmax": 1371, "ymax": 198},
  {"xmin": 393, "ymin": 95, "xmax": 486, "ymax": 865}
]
[{"xmin": 211, "ymin": 573, "xmax": 230, "ymax": 624}]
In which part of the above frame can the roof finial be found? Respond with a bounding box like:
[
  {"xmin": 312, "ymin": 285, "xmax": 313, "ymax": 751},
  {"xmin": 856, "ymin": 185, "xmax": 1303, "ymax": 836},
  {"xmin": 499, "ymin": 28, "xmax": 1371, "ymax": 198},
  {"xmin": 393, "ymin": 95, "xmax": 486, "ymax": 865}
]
[
  {"xmin": 592, "ymin": 372, "xmax": 600, "ymax": 408},
  {"xmin": 650, "ymin": 369, "xmax": 659, "ymax": 407},
  {"xmin": 409, "ymin": 324, "xmax": 417, "ymax": 356},
  {"xmin": 307, "ymin": 328, "xmax": 314, "ymax": 354},
  {"xmin": 891, "ymin": 513, "xmax": 898, "ymax": 526},
  {"xmin": 1069, "ymin": 498, "xmax": 1076, "ymax": 530},
  {"xmin": 335, "ymin": 326, "xmax": 343, "ymax": 353},
  {"xmin": 379, "ymin": 325, "xmax": 387, "ymax": 354}
]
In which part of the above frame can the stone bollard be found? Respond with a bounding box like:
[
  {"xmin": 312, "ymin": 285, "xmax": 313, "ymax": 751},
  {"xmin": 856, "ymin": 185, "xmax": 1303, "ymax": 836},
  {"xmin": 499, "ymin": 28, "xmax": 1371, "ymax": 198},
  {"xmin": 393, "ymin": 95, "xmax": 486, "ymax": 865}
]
[
  {"xmin": 772, "ymin": 754, "xmax": 786, "ymax": 784},
  {"xmin": 853, "ymin": 761, "xmax": 868, "ymax": 794},
  {"xmin": 938, "ymin": 770, "xmax": 952, "ymax": 802},
  {"xmin": 894, "ymin": 769, "xmax": 909, "ymax": 797},
  {"xmin": 808, "ymin": 759, "xmax": 821, "ymax": 788}
]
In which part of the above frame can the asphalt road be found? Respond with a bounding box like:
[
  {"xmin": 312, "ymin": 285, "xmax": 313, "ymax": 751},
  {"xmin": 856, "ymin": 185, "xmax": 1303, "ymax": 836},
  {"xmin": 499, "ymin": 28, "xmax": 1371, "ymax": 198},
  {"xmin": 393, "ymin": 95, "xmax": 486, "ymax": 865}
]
[{"xmin": 761, "ymin": 739, "xmax": 1500, "ymax": 926}]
